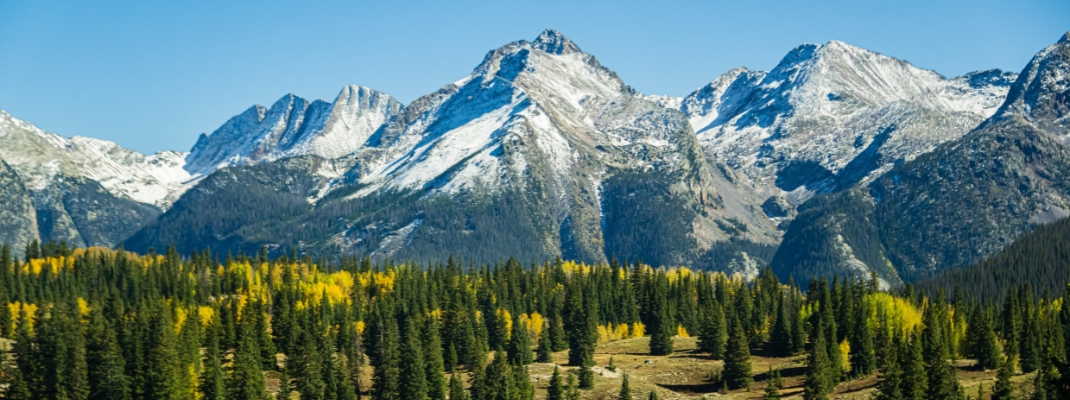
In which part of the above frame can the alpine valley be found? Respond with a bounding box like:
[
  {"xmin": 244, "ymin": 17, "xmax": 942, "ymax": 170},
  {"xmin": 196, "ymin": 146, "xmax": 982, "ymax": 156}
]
[{"xmin": 3, "ymin": 29, "xmax": 1069, "ymax": 285}]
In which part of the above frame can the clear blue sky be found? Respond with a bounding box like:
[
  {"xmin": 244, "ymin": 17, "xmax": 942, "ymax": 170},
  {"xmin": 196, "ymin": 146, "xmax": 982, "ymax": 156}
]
[{"xmin": 1, "ymin": 0, "xmax": 1067, "ymax": 154}]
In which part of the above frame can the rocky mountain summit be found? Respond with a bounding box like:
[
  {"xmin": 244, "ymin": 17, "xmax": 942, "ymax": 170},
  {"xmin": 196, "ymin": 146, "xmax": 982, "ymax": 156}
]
[
  {"xmin": 770, "ymin": 31, "xmax": 1070, "ymax": 286},
  {"xmin": 679, "ymin": 41, "xmax": 1016, "ymax": 208}
]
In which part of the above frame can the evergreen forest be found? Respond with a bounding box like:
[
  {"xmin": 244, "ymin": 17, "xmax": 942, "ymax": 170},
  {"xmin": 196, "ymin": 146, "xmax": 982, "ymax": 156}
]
[{"xmin": 0, "ymin": 241, "xmax": 1068, "ymax": 399}]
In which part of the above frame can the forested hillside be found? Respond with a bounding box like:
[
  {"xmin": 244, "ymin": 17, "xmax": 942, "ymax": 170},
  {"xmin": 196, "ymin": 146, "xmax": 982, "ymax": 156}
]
[
  {"xmin": 0, "ymin": 242, "xmax": 1066, "ymax": 399},
  {"xmin": 916, "ymin": 216, "xmax": 1070, "ymax": 304}
]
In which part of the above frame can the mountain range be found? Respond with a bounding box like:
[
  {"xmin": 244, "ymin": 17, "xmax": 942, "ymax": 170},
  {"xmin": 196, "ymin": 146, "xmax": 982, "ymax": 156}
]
[{"xmin": 1, "ymin": 29, "xmax": 1067, "ymax": 285}]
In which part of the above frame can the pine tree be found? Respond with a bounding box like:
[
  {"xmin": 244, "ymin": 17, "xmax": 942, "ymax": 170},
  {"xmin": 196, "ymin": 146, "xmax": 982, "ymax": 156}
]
[
  {"xmin": 514, "ymin": 364, "xmax": 534, "ymax": 400},
  {"xmin": 292, "ymin": 331, "xmax": 326, "ymax": 400},
  {"xmin": 229, "ymin": 314, "xmax": 269, "ymax": 400},
  {"xmin": 647, "ymin": 392, "xmax": 658, "ymax": 400},
  {"xmin": 763, "ymin": 368, "xmax": 782, "ymax": 400},
  {"xmin": 770, "ymin": 296, "xmax": 793, "ymax": 357},
  {"xmin": 578, "ymin": 363, "xmax": 594, "ymax": 390},
  {"xmin": 507, "ymin": 315, "xmax": 533, "ymax": 365},
  {"xmin": 648, "ymin": 274, "xmax": 674, "ymax": 356},
  {"xmin": 900, "ymin": 330, "xmax": 928, "ymax": 400},
  {"xmin": 565, "ymin": 373, "xmax": 581, "ymax": 400},
  {"xmin": 86, "ymin": 309, "xmax": 131, "ymax": 400},
  {"xmin": 548, "ymin": 366, "xmax": 565, "ymax": 400},
  {"xmin": 485, "ymin": 351, "xmax": 515, "ymax": 400},
  {"xmin": 698, "ymin": 303, "xmax": 727, "ymax": 359},
  {"xmin": 618, "ymin": 373, "xmax": 632, "ymax": 400},
  {"xmin": 201, "ymin": 323, "xmax": 227, "ymax": 400},
  {"xmin": 723, "ymin": 315, "xmax": 752, "ymax": 390},
  {"xmin": 1033, "ymin": 362, "xmax": 1049, "ymax": 400},
  {"xmin": 848, "ymin": 298, "xmax": 876, "ymax": 377},
  {"xmin": 967, "ymin": 304, "xmax": 1001, "ymax": 371},
  {"xmin": 536, "ymin": 331, "xmax": 553, "ymax": 363},
  {"xmin": 992, "ymin": 355, "xmax": 1016, "ymax": 400},
  {"xmin": 803, "ymin": 318, "xmax": 832, "ymax": 400},
  {"xmin": 400, "ymin": 316, "xmax": 429, "ymax": 400},
  {"xmin": 874, "ymin": 334, "xmax": 902, "ymax": 400},
  {"xmin": 370, "ymin": 315, "xmax": 401, "ymax": 400},
  {"xmin": 923, "ymin": 303, "xmax": 963, "ymax": 400},
  {"xmin": 3, "ymin": 310, "xmax": 34, "ymax": 399},
  {"xmin": 423, "ymin": 317, "xmax": 447, "ymax": 400},
  {"xmin": 448, "ymin": 369, "xmax": 468, "ymax": 400},
  {"xmin": 145, "ymin": 306, "xmax": 186, "ymax": 400}
]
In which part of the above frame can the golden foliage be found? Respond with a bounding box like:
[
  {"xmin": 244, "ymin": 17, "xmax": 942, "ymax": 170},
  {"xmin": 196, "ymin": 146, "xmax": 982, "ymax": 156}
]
[
  {"xmin": 631, "ymin": 322, "xmax": 646, "ymax": 338},
  {"xmin": 497, "ymin": 309, "xmax": 513, "ymax": 340},
  {"xmin": 866, "ymin": 292, "xmax": 922, "ymax": 337},
  {"xmin": 198, "ymin": 306, "xmax": 215, "ymax": 326},
  {"xmin": 677, "ymin": 325, "xmax": 690, "ymax": 338},
  {"xmin": 839, "ymin": 339, "xmax": 852, "ymax": 373}
]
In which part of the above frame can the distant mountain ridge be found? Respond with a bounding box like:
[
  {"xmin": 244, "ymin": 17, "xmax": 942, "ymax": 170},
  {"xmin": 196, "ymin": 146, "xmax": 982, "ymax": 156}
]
[
  {"xmin": 3, "ymin": 29, "xmax": 1061, "ymax": 279},
  {"xmin": 770, "ymin": 31, "xmax": 1070, "ymax": 286}
]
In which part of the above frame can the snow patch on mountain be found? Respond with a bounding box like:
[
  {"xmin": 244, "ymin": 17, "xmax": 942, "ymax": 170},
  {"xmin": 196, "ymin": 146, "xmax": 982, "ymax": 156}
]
[
  {"xmin": 185, "ymin": 85, "xmax": 402, "ymax": 175},
  {"xmin": 0, "ymin": 109, "xmax": 194, "ymax": 208},
  {"xmin": 680, "ymin": 40, "xmax": 1018, "ymax": 199}
]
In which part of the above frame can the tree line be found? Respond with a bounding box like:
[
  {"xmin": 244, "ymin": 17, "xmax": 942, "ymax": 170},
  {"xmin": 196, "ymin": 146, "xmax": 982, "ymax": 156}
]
[{"xmin": 2, "ymin": 240, "xmax": 1070, "ymax": 399}]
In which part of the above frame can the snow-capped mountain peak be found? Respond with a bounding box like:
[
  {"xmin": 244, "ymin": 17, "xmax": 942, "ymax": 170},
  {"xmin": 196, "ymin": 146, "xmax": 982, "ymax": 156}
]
[
  {"xmin": 0, "ymin": 109, "xmax": 193, "ymax": 207},
  {"xmin": 680, "ymin": 39, "xmax": 1018, "ymax": 201},
  {"xmin": 990, "ymin": 30, "xmax": 1070, "ymax": 132},
  {"xmin": 532, "ymin": 29, "xmax": 582, "ymax": 55},
  {"xmin": 184, "ymin": 86, "xmax": 402, "ymax": 175}
]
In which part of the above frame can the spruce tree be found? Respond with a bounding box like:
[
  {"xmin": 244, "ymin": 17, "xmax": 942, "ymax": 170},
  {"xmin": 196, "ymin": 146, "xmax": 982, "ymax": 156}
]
[
  {"xmin": 86, "ymin": 309, "xmax": 131, "ymax": 400},
  {"xmin": 423, "ymin": 318, "xmax": 447, "ymax": 400},
  {"xmin": 1033, "ymin": 362, "xmax": 1049, "ymax": 400},
  {"xmin": 803, "ymin": 318, "xmax": 832, "ymax": 400},
  {"xmin": 967, "ymin": 304, "xmax": 1001, "ymax": 370},
  {"xmin": 65, "ymin": 305, "xmax": 91, "ymax": 400},
  {"xmin": 1021, "ymin": 309, "xmax": 1043, "ymax": 373},
  {"xmin": 370, "ymin": 315, "xmax": 401, "ymax": 400},
  {"xmin": 900, "ymin": 330, "xmax": 928, "ymax": 400},
  {"xmin": 399, "ymin": 317, "xmax": 429, "ymax": 400},
  {"xmin": 923, "ymin": 304, "xmax": 962, "ymax": 400},
  {"xmin": 485, "ymin": 351, "xmax": 515, "ymax": 400},
  {"xmin": 648, "ymin": 274, "xmax": 674, "ymax": 356},
  {"xmin": 548, "ymin": 366, "xmax": 565, "ymax": 400},
  {"xmin": 565, "ymin": 373, "xmax": 581, "ymax": 400},
  {"xmin": 145, "ymin": 306, "xmax": 185, "ymax": 400},
  {"xmin": 763, "ymin": 368, "xmax": 782, "ymax": 400},
  {"xmin": 228, "ymin": 315, "xmax": 269, "ymax": 400},
  {"xmin": 723, "ymin": 315, "xmax": 752, "ymax": 390},
  {"xmin": 201, "ymin": 324, "xmax": 227, "ymax": 400},
  {"xmin": 769, "ymin": 296, "xmax": 793, "ymax": 357},
  {"xmin": 514, "ymin": 364, "xmax": 534, "ymax": 400},
  {"xmin": 507, "ymin": 315, "xmax": 533, "ymax": 365},
  {"xmin": 848, "ymin": 300, "xmax": 876, "ymax": 377},
  {"xmin": 536, "ymin": 331, "xmax": 553, "ymax": 363},
  {"xmin": 874, "ymin": 334, "xmax": 902, "ymax": 400},
  {"xmin": 992, "ymin": 355, "xmax": 1016, "ymax": 400},
  {"xmin": 791, "ymin": 294, "xmax": 807, "ymax": 354},
  {"xmin": 579, "ymin": 363, "xmax": 595, "ymax": 390},
  {"xmin": 698, "ymin": 303, "xmax": 727, "ymax": 359},
  {"xmin": 292, "ymin": 331, "xmax": 326, "ymax": 400},
  {"xmin": 618, "ymin": 373, "xmax": 632, "ymax": 400},
  {"xmin": 448, "ymin": 368, "xmax": 468, "ymax": 400}
]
